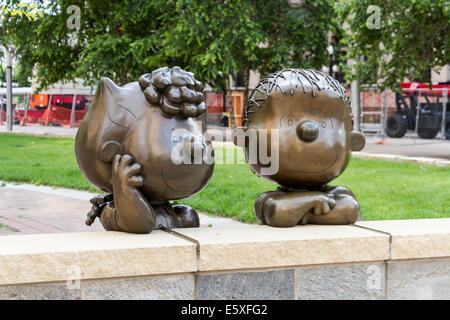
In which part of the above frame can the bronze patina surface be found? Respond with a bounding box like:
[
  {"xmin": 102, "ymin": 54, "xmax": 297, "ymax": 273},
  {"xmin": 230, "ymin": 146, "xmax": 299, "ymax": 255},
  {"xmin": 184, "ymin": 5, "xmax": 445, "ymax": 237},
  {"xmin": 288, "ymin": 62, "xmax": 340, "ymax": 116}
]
[
  {"xmin": 236, "ymin": 69, "xmax": 365, "ymax": 227},
  {"xmin": 75, "ymin": 67, "xmax": 214, "ymax": 233}
]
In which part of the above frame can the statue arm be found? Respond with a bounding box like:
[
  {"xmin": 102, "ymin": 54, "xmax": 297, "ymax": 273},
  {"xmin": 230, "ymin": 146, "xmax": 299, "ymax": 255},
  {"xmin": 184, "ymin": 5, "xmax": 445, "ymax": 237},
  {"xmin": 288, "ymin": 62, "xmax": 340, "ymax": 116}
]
[{"xmin": 100, "ymin": 154, "xmax": 156, "ymax": 233}]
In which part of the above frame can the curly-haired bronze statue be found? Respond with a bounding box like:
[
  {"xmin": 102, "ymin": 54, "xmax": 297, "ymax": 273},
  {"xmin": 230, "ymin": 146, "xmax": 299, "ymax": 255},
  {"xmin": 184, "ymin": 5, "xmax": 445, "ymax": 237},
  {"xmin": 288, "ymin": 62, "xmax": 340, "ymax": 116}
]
[
  {"xmin": 235, "ymin": 69, "xmax": 365, "ymax": 227},
  {"xmin": 75, "ymin": 67, "xmax": 214, "ymax": 233}
]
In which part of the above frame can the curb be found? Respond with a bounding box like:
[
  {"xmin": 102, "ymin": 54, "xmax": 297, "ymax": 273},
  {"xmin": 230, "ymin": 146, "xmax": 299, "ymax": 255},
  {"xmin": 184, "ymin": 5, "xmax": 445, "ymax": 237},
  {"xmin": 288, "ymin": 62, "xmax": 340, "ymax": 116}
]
[{"xmin": 352, "ymin": 152, "xmax": 450, "ymax": 167}]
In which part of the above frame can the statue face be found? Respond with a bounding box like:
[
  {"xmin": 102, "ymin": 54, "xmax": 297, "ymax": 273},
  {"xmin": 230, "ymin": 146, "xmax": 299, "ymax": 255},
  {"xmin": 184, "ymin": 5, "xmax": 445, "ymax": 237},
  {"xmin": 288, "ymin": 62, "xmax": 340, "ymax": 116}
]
[
  {"xmin": 245, "ymin": 89, "xmax": 353, "ymax": 188},
  {"xmin": 121, "ymin": 108, "xmax": 214, "ymax": 201}
]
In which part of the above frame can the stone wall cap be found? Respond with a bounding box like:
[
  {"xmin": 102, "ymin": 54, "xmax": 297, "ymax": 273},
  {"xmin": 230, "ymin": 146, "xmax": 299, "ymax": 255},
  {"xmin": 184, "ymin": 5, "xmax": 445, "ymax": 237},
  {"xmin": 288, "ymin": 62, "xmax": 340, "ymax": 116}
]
[
  {"xmin": 1, "ymin": 219, "xmax": 447, "ymax": 285},
  {"xmin": 174, "ymin": 224, "xmax": 390, "ymax": 271},
  {"xmin": 356, "ymin": 218, "xmax": 450, "ymax": 260},
  {"xmin": 0, "ymin": 231, "xmax": 197, "ymax": 285},
  {"xmin": 356, "ymin": 218, "xmax": 450, "ymax": 236}
]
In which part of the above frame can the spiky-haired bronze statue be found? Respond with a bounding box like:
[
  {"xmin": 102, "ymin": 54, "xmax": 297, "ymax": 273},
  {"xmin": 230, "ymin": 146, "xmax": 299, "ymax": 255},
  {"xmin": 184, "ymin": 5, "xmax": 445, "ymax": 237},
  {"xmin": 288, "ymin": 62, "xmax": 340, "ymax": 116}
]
[
  {"xmin": 235, "ymin": 69, "xmax": 365, "ymax": 226},
  {"xmin": 75, "ymin": 67, "xmax": 214, "ymax": 233}
]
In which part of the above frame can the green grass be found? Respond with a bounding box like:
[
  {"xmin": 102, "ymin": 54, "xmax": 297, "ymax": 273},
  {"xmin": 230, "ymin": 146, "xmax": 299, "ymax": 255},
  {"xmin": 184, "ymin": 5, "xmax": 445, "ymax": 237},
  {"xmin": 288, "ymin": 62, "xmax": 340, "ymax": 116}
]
[
  {"xmin": 0, "ymin": 134, "xmax": 96, "ymax": 191},
  {"xmin": 0, "ymin": 133, "xmax": 449, "ymax": 222}
]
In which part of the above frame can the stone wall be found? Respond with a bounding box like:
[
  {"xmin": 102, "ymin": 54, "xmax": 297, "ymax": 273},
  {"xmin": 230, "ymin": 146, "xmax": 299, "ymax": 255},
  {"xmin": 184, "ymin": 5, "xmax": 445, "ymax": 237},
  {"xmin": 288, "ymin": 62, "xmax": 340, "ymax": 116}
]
[{"xmin": 0, "ymin": 219, "xmax": 448, "ymax": 300}]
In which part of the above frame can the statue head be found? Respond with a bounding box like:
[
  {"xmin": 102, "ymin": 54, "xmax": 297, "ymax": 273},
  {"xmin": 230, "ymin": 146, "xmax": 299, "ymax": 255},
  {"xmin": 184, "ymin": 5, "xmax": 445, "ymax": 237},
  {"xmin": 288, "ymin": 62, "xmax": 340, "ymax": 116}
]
[
  {"xmin": 238, "ymin": 68, "xmax": 365, "ymax": 188},
  {"xmin": 75, "ymin": 66, "xmax": 214, "ymax": 202}
]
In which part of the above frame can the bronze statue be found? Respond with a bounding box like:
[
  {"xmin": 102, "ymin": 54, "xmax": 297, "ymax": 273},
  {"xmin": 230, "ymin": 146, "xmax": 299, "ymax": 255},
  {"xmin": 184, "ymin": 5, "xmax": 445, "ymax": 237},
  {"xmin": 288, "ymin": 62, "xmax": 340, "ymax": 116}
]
[
  {"xmin": 75, "ymin": 67, "xmax": 214, "ymax": 233},
  {"xmin": 235, "ymin": 69, "xmax": 365, "ymax": 227}
]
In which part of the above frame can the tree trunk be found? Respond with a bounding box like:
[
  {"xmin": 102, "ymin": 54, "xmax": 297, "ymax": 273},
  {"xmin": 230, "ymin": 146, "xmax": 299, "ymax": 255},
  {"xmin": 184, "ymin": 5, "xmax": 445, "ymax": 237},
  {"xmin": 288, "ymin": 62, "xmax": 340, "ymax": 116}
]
[
  {"xmin": 244, "ymin": 62, "xmax": 251, "ymax": 109},
  {"xmin": 226, "ymin": 78, "xmax": 235, "ymax": 129}
]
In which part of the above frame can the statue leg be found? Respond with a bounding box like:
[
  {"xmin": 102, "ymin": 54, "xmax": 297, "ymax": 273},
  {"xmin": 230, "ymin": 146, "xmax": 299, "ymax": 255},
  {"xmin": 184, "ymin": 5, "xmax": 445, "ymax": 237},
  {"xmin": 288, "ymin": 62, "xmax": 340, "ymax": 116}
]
[
  {"xmin": 255, "ymin": 190, "xmax": 337, "ymax": 227},
  {"xmin": 100, "ymin": 154, "xmax": 156, "ymax": 233},
  {"xmin": 300, "ymin": 193, "xmax": 361, "ymax": 225}
]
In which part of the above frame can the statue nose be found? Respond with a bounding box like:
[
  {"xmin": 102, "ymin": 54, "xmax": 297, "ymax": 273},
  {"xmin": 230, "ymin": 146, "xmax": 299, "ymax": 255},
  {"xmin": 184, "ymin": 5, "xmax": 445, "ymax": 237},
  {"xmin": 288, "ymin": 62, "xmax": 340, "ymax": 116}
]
[{"xmin": 296, "ymin": 120, "xmax": 319, "ymax": 142}]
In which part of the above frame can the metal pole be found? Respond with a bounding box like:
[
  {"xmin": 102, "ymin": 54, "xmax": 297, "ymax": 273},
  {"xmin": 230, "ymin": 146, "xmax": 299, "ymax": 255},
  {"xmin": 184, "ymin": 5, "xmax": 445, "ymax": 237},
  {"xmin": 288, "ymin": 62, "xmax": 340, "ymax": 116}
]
[
  {"xmin": 381, "ymin": 90, "xmax": 387, "ymax": 142},
  {"xmin": 23, "ymin": 93, "xmax": 29, "ymax": 125},
  {"xmin": 351, "ymin": 80, "xmax": 361, "ymax": 131},
  {"xmin": 69, "ymin": 94, "xmax": 77, "ymax": 128},
  {"xmin": 414, "ymin": 91, "xmax": 421, "ymax": 142},
  {"xmin": 45, "ymin": 94, "xmax": 52, "ymax": 126},
  {"xmin": 0, "ymin": 94, "xmax": 4, "ymax": 123},
  {"xmin": 442, "ymin": 88, "xmax": 448, "ymax": 140},
  {"xmin": 5, "ymin": 48, "xmax": 13, "ymax": 131}
]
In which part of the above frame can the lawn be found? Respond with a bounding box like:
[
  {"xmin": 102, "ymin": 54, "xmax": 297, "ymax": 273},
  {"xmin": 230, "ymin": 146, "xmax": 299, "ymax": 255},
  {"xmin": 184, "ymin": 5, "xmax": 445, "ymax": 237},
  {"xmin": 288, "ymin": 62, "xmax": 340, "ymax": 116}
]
[{"xmin": 0, "ymin": 133, "xmax": 449, "ymax": 222}]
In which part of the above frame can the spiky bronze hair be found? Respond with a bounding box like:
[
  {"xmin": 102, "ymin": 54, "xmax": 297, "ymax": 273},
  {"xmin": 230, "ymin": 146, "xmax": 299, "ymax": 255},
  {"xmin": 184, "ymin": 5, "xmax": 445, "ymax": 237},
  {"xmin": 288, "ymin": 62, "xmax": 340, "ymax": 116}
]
[{"xmin": 244, "ymin": 69, "xmax": 352, "ymax": 128}]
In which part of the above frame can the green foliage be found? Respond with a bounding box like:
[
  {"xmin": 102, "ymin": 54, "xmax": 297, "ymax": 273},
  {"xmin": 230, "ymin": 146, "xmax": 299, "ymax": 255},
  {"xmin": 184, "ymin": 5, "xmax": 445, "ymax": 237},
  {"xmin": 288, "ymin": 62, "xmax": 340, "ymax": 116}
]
[
  {"xmin": 0, "ymin": 134, "xmax": 448, "ymax": 222},
  {"xmin": 3, "ymin": 0, "xmax": 338, "ymax": 92},
  {"xmin": 336, "ymin": 0, "xmax": 450, "ymax": 89},
  {"xmin": 5, "ymin": 0, "xmax": 167, "ymax": 89},
  {"xmin": 3, "ymin": 1, "xmax": 449, "ymax": 92},
  {"xmin": 0, "ymin": 0, "xmax": 42, "ymax": 86},
  {"xmin": 156, "ymin": 0, "xmax": 339, "ymax": 91}
]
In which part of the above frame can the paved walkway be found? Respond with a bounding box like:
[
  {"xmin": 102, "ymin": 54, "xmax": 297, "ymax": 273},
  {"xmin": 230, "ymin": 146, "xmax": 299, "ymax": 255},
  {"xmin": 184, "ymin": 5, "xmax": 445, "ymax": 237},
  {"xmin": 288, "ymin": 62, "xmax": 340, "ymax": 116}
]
[
  {"xmin": 0, "ymin": 124, "xmax": 78, "ymax": 138},
  {"xmin": 0, "ymin": 181, "xmax": 243, "ymax": 236},
  {"xmin": 363, "ymin": 134, "xmax": 450, "ymax": 160}
]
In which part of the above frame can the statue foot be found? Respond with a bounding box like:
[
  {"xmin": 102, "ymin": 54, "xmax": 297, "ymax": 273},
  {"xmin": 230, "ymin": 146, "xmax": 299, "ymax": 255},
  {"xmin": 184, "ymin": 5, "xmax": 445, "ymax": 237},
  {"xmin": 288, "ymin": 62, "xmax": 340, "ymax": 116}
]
[
  {"xmin": 173, "ymin": 204, "xmax": 200, "ymax": 228},
  {"xmin": 153, "ymin": 203, "xmax": 199, "ymax": 229},
  {"xmin": 86, "ymin": 193, "xmax": 113, "ymax": 226}
]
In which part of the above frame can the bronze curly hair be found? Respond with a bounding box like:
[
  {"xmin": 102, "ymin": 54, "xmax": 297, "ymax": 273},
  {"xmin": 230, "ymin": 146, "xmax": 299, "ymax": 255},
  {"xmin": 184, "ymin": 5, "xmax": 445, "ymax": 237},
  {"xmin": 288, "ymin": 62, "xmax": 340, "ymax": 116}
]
[{"xmin": 139, "ymin": 66, "xmax": 206, "ymax": 118}]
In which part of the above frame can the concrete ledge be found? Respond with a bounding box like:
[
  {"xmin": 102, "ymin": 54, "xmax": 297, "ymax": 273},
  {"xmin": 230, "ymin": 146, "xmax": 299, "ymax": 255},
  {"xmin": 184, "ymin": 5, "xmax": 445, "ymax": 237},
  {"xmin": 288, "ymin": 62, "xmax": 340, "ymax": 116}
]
[
  {"xmin": 174, "ymin": 225, "xmax": 389, "ymax": 271},
  {"xmin": 357, "ymin": 218, "xmax": 450, "ymax": 260},
  {"xmin": 0, "ymin": 219, "xmax": 449, "ymax": 299},
  {"xmin": 0, "ymin": 231, "xmax": 197, "ymax": 285}
]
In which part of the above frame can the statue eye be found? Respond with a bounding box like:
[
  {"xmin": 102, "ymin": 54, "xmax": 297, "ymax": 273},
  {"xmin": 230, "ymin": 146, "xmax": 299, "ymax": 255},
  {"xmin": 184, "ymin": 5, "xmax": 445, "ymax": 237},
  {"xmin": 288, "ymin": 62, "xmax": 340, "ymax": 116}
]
[
  {"xmin": 279, "ymin": 116, "xmax": 297, "ymax": 127},
  {"xmin": 320, "ymin": 121, "xmax": 327, "ymax": 128}
]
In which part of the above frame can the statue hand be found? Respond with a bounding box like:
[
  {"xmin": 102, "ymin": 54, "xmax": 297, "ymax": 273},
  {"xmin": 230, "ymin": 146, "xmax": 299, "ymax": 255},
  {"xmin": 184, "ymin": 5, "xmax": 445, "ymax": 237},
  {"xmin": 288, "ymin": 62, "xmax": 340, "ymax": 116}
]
[
  {"xmin": 311, "ymin": 194, "xmax": 336, "ymax": 215},
  {"xmin": 112, "ymin": 154, "xmax": 144, "ymax": 193}
]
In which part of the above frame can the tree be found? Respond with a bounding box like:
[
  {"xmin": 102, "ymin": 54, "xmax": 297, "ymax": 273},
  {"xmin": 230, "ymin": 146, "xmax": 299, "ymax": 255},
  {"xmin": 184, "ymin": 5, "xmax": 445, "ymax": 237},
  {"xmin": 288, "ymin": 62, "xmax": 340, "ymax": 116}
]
[
  {"xmin": 8, "ymin": 0, "xmax": 168, "ymax": 89},
  {"xmin": 336, "ymin": 0, "xmax": 450, "ymax": 89},
  {"xmin": 156, "ymin": 0, "xmax": 339, "ymax": 105},
  {"xmin": 0, "ymin": 0, "xmax": 41, "ymax": 86},
  {"xmin": 8, "ymin": 0, "xmax": 339, "ymax": 98}
]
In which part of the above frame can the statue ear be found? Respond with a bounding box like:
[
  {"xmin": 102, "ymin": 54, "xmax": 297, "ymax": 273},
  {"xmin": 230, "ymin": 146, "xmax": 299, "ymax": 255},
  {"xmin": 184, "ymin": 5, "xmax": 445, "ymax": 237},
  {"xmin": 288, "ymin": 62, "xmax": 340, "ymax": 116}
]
[
  {"xmin": 351, "ymin": 131, "xmax": 365, "ymax": 151},
  {"xmin": 99, "ymin": 77, "xmax": 121, "ymax": 95},
  {"xmin": 99, "ymin": 140, "xmax": 122, "ymax": 162}
]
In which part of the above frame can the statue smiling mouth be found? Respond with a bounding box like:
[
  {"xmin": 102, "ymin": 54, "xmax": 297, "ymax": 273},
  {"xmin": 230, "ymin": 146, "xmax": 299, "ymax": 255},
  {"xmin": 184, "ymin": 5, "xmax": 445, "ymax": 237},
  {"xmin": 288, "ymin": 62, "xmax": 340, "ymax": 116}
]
[
  {"xmin": 161, "ymin": 170, "xmax": 190, "ymax": 193},
  {"xmin": 160, "ymin": 164, "xmax": 212, "ymax": 195},
  {"xmin": 279, "ymin": 152, "xmax": 340, "ymax": 174}
]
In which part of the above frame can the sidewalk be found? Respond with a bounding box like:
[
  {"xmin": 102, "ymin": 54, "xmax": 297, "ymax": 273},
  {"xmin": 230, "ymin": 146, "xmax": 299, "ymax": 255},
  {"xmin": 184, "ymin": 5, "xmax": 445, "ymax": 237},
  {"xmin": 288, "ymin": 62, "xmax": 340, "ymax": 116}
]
[
  {"xmin": 0, "ymin": 124, "xmax": 78, "ymax": 138},
  {"xmin": 0, "ymin": 181, "xmax": 243, "ymax": 236},
  {"xmin": 363, "ymin": 134, "xmax": 450, "ymax": 161}
]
